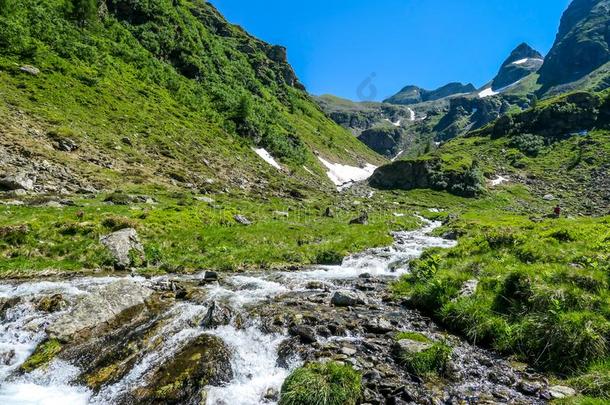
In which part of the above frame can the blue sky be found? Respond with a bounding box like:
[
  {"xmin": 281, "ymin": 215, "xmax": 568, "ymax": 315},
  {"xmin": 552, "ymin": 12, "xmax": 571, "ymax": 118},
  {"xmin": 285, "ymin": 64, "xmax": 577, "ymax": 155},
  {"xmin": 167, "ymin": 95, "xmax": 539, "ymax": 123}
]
[{"xmin": 213, "ymin": 0, "xmax": 572, "ymax": 101}]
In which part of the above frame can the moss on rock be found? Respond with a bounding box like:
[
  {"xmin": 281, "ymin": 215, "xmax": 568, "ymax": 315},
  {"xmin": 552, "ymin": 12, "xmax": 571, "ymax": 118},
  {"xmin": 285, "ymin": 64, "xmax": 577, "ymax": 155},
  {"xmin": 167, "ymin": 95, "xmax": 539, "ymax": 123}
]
[{"xmin": 20, "ymin": 339, "xmax": 62, "ymax": 373}]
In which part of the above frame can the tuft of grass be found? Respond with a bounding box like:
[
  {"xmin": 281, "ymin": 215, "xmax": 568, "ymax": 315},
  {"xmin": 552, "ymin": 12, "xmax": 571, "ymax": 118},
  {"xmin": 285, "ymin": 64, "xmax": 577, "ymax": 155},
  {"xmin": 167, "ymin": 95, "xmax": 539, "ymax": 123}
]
[
  {"xmin": 279, "ymin": 362, "xmax": 362, "ymax": 405},
  {"xmin": 394, "ymin": 333, "xmax": 452, "ymax": 377}
]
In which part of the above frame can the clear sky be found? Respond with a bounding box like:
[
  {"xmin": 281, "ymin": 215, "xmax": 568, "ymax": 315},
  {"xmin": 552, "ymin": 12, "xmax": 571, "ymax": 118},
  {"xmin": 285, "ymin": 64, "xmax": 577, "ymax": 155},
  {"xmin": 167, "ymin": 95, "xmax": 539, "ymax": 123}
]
[{"xmin": 213, "ymin": 0, "xmax": 572, "ymax": 101}]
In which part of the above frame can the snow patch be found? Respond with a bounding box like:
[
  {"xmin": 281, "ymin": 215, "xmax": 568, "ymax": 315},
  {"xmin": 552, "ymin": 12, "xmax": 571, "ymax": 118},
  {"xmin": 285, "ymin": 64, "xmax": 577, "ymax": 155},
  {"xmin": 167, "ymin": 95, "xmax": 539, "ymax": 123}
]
[
  {"xmin": 252, "ymin": 148, "xmax": 281, "ymax": 170},
  {"xmin": 384, "ymin": 118, "xmax": 401, "ymax": 127},
  {"xmin": 478, "ymin": 87, "xmax": 498, "ymax": 98},
  {"xmin": 490, "ymin": 176, "xmax": 510, "ymax": 187},
  {"xmin": 317, "ymin": 157, "xmax": 376, "ymax": 189},
  {"xmin": 512, "ymin": 58, "xmax": 529, "ymax": 65},
  {"xmin": 391, "ymin": 150, "xmax": 404, "ymax": 162},
  {"xmin": 407, "ymin": 108, "xmax": 416, "ymax": 122}
]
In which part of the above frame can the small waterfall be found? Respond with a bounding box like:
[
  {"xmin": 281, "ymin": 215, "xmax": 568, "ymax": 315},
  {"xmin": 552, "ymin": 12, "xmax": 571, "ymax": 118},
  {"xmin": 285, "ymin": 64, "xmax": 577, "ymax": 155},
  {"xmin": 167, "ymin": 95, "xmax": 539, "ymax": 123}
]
[{"xmin": 205, "ymin": 324, "xmax": 296, "ymax": 405}]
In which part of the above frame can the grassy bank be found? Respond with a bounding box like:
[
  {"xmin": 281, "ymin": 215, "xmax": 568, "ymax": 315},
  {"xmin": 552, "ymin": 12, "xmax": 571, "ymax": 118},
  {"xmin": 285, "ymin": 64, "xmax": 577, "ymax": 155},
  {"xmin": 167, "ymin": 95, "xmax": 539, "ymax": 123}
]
[
  {"xmin": 0, "ymin": 188, "xmax": 423, "ymax": 278},
  {"xmin": 393, "ymin": 204, "xmax": 610, "ymax": 400}
]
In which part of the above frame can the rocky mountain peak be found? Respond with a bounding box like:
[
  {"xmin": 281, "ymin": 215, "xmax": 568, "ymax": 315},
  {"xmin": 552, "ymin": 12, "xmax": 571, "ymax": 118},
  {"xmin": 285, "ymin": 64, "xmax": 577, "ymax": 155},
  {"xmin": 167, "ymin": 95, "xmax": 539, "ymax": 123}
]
[
  {"xmin": 491, "ymin": 43, "xmax": 544, "ymax": 90},
  {"xmin": 501, "ymin": 43, "xmax": 543, "ymax": 67}
]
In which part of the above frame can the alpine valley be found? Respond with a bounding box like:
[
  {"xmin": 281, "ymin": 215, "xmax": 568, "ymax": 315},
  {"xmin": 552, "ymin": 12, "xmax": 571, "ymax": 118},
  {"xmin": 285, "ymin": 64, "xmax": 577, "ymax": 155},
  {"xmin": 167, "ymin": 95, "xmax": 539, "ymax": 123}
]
[{"xmin": 0, "ymin": 1, "xmax": 609, "ymax": 404}]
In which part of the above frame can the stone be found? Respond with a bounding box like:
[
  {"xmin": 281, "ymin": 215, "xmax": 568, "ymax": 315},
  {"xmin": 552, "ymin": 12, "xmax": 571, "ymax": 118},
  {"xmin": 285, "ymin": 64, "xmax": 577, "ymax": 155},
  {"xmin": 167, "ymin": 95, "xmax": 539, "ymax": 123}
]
[
  {"xmin": 273, "ymin": 211, "xmax": 289, "ymax": 217},
  {"xmin": 201, "ymin": 301, "xmax": 233, "ymax": 328},
  {"xmin": 99, "ymin": 228, "xmax": 144, "ymax": 270},
  {"xmin": 0, "ymin": 349, "xmax": 15, "ymax": 366},
  {"xmin": 20, "ymin": 65, "xmax": 40, "ymax": 75},
  {"xmin": 234, "ymin": 214, "xmax": 252, "ymax": 225},
  {"xmin": 349, "ymin": 211, "xmax": 369, "ymax": 225},
  {"xmin": 517, "ymin": 381, "xmax": 542, "ymax": 395},
  {"xmin": 543, "ymin": 194, "xmax": 555, "ymax": 201},
  {"xmin": 364, "ymin": 317, "xmax": 394, "ymax": 334},
  {"xmin": 47, "ymin": 280, "xmax": 154, "ymax": 342},
  {"xmin": 331, "ymin": 290, "xmax": 367, "ymax": 307},
  {"xmin": 289, "ymin": 325, "xmax": 317, "ymax": 344},
  {"xmin": 264, "ymin": 388, "xmax": 279, "ymax": 401},
  {"xmin": 132, "ymin": 334, "xmax": 232, "ymax": 403},
  {"xmin": 323, "ymin": 207, "xmax": 335, "ymax": 218},
  {"xmin": 457, "ymin": 279, "xmax": 479, "ymax": 298},
  {"xmin": 341, "ymin": 346, "xmax": 357, "ymax": 356},
  {"xmin": 305, "ymin": 281, "xmax": 326, "ymax": 290},
  {"xmin": 547, "ymin": 385, "xmax": 577, "ymax": 399},
  {"xmin": 35, "ymin": 294, "xmax": 67, "ymax": 313},
  {"xmin": 392, "ymin": 339, "xmax": 432, "ymax": 358},
  {"xmin": 0, "ymin": 173, "xmax": 35, "ymax": 191},
  {"xmin": 55, "ymin": 138, "xmax": 78, "ymax": 152},
  {"xmin": 202, "ymin": 271, "xmax": 218, "ymax": 282},
  {"xmin": 195, "ymin": 196, "xmax": 214, "ymax": 203}
]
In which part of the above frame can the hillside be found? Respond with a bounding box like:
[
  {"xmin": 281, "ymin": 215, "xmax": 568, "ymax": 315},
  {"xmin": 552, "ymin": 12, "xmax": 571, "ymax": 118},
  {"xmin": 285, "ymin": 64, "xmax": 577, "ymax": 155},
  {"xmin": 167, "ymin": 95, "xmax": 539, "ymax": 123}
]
[
  {"xmin": 0, "ymin": 0, "xmax": 383, "ymax": 199},
  {"xmin": 539, "ymin": 0, "xmax": 610, "ymax": 91}
]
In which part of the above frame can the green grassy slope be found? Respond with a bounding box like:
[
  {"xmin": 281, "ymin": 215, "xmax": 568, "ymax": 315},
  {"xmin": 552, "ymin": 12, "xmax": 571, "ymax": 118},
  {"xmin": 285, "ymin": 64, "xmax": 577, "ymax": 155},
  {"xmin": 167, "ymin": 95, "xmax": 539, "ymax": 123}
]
[{"xmin": 0, "ymin": 0, "xmax": 383, "ymax": 197}]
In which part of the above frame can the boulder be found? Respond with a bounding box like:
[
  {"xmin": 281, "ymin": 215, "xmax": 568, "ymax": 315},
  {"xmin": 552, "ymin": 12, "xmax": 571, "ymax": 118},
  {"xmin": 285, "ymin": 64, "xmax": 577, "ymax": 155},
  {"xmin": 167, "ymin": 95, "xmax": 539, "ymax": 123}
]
[
  {"xmin": 47, "ymin": 280, "xmax": 154, "ymax": 342},
  {"xmin": 331, "ymin": 290, "xmax": 367, "ymax": 307},
  {"xmin": 457, "ymin": 279, "xmax": 479, "ymax": 298},
  {"xmin": 547, "ymin": 385, "xmax": 577, "ymax": 399},
  {"xmin": 131, "ymin": 334, "xmax": 232, "ymax": 403},
  {"xmin": 99, "ymin": 228, "xmax": 144, "ymax": 270},
  {"xmin": 0, "ymin": 173, "xmax": 35, "ymax": 191},
  {"xmin": 234, "ymin": 214, "xmax": 252, "ymax": 225},
  {"xmin": 392, "ymin": 339, "xmax": 433, "ymax": 358},
  {"xmin": 201, "ymin": 301, "xmax": 233, "ymax": 328},
  {"xmin": 20, "ymin": 65, "xmax": 40, "ymax": 76},
  {"xmin": 349, "ymin": 211, "xmax": 369, "ymax": 225},
  {"xmin": 364, "ymin": 317, "xmax": 394, "ymax": 334},
  {"xmin": 35, "ymin": 294, "xmax": 67, "ymax": 313},
  {"xmin": 289, "ymin": 325, "xmax": 317, "ymax": 344}
]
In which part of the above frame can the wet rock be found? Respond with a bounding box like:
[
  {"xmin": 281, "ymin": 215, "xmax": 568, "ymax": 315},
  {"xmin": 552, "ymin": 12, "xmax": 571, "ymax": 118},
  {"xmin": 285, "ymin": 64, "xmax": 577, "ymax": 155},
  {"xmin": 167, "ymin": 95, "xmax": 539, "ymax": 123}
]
[
  {"xmin": 305, "ymin": 281, "xmax": 327, "ymax": 290},
  {"xmin": 517, "ymin": 380, "xmax": 542, "ymax": 395},
  {"xmin": 131, "ymin": 334, "xmax": 232, "ymax": 403},
  {"xmin": 203, "ymin": 271, "xmax": 218, "ymax": 282},
  {"xmin": 0, "ymin": 296, "xmax": 20, "ymax": 319},
  {"xmin": 20, "ymin": 65, "xmax": 40, "ymax": 75},
  {"xmin": 264, "ymin": 387, "xmax": 279, "ymax": 401},
  {"xmin": 331, "ymin": 290, "xmax": 367, "ymax": 307},
  {"xmin": 99, "ymin": 228, "xmax": 144, "ymax": 270},
  {"xmin": 47, "ymin": 280, "xmax": 154, "ymax": 342},
  {"xmin": 392, "ymin": 339, "xmax": 432, "ymax": 358},
  {"xmin": 0, "ymin": 173, "xmax": 35, "ymax": 191},
  {"xmin": 349, "ymin": 211, "xmax": 369, "ymax": 225},
  {"xmin": 364, "ymin": 317, "xmax": 394, "ymax": 334},
  {"xmin": 234, "ymin": 214, "xmax": 252, "ymax": 225},
  {"xmin": 35, "ymin": 294, "xmax": 67, "ymax": 313},
  {"xmin": 547, "ymin": 385, "xmax": 577, "ymax": 399},
  {"xmin": 289, "ymin": 325, "xmax": 317, "ymax": 344},
  {"xmin": 201, "ymin": 301, "xmax": 232, "ymax": 328},
  {"xmin": 0, "ymin": 349, "xmax": 15, "ymax": 366},
  {"xmin": 277, "ymin": 337, "xmax": 305, "ymax": 368}
]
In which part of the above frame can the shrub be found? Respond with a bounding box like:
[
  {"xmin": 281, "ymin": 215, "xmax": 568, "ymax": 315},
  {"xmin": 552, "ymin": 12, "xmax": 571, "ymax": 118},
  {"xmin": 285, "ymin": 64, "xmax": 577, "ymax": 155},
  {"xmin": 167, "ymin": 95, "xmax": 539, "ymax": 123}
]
[
  {"xmin": 0, "ymin": 224, "xmax": 30, "ymax": 246},
  {"xmin": 409, "ymin": 250, "xmax": 441, "ymax": 282},
  {"xmin": 280, "ymin": 362, "xmax": 362, "ymax": 405},
  {"xmin": 509, "ymin": 133, "xmax": 545, "ymax": 157},
  {"xmin": 570, "ymin": 361, "xmax": 610, "ymax": 399},
  {"xmin": 101, "ymin": 215, "xmax": 137, "ymax": 231},
  {"xmin": 103, "ymin": 192, "xmax": 133, "ymax": 205},
  {"xmin": 315, "ymin": 249, "xmax": 344, "ymax": 265},
  {"xmin": 494, "ymin": 271, "xmax": 534, "ymax": 315}
]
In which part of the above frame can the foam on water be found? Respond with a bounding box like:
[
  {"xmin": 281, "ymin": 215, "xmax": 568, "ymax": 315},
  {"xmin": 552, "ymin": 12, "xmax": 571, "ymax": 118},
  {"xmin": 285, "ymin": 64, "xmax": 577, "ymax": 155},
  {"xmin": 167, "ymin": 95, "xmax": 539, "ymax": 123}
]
[{"xmin": 206, "ymin": 324, "xmax": 297, "ymax": 405}]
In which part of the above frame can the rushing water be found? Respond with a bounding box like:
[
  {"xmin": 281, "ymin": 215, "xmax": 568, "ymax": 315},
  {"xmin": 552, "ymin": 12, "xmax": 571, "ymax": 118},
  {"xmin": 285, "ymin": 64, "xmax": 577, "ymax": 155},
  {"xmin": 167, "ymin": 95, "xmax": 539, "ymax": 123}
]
[{"xmin": 0, "ymin": 218, "xmax": 458, "ymax": 404}]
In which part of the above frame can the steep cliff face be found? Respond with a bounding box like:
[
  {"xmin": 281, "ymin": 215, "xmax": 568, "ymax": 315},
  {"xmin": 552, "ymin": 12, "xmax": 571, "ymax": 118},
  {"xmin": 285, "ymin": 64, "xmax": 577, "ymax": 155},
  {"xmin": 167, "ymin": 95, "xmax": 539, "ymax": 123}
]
[
  {"xmin": 492, "ymin": 43, "xmax": 543, "ymax": 90},
  {"xmin": 538, "ymin": 0, "xmax": 610, "ymax": 89}
]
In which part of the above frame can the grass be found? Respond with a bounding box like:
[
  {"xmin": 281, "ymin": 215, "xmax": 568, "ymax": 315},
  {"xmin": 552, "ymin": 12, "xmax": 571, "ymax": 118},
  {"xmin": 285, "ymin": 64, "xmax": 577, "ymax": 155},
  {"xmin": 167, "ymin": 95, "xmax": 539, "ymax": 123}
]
[
  {"xmin": 279, "ymin": 362, "xmax": 362, "ymax": 405},
  {"xmin": 393, "ymin": 208, "xmax": 610, "ymax": 397},
  {"xmin": 0, "ymin": 189, "xmax": 420, "ymax": 277},
  {"xmin": 394, "ymin": 332, "xmax": 452, "ymax": 376}
]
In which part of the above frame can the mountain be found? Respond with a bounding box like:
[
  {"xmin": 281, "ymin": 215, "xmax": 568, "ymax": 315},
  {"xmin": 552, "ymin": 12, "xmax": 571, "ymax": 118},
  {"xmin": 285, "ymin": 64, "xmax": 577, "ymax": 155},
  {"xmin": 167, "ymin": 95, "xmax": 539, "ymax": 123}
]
[
  {"xmin": 491, "ymin": 43, "xmax": 544, "ymax": 90},
  {"xmin": 0, "ymin": 0, "xmax": 382, "ymax": 199},
  {"xmin": 538, "ymin": 0, "xmax": 610, "ymax": 90},
  {"xmin": 384, "ymin": 82, "xmax": 476, "ymax": 105}
]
